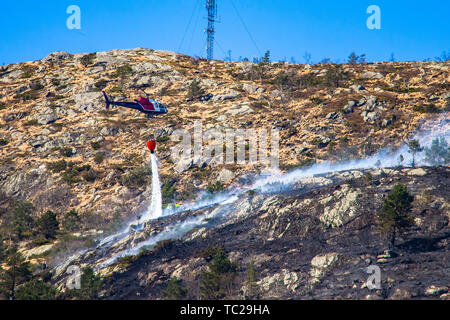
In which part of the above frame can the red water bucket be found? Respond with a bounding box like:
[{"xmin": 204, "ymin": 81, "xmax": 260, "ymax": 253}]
[{"xmin": 147, "ymin": 140, "xmax": 156, "ymax": 153}]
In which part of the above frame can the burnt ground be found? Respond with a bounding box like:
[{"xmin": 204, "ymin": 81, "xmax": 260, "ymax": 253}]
[{"xmin": 89, "ymin": 167, "xmax": 449, "ymax": 300}]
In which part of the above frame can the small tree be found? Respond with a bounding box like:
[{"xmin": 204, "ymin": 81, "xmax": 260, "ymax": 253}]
[
  {"xmin": 246, "ymin": 260, "xmax": 259, "ymax": 299},
  {"xmin": 10, "ymin": 201, "xmax": 35, "ymax": 240},
  {"xmin": 407, "ymin": 139, "xmax": 424, "ymax": 167},
  {"xmin": 0, "ymin": 248, "xmax": 32, "ymax": 300},
  {"xmin": 398, "ymin": 154, "xmax": 404, "ymax": 167},
  {"xmin": 262, "ymin": 50, "xmax": 271, "ymax": 63},
  {"xmin": 63, "ymin": 209, "xmax": 81, "ymax": 232},
  {"xmin": 37, "ymin": 210, "xmax": 59, "ymax": 240},
  {"xmin": 199, "ymin": 249, "xmax": 237, "ymax": 299},
  {"xmin": 325, "ymin": 65, "xmax": 349, "ymax": 88},
  {"xmin": 0, "ymin": 236, "xmax": 7, "ymax": 263},
  {"xmin": 164, "ymin": 277, "xmax": 188, "ymax": 300},
  {"xmin": 425, "ymin": 136, "xmax": 449, "ymax": 165},
  {"xmin": 377, "ymin": 184, "xmax": 414, "ymax": 249},
  {"xmin": 347, "ymin": 52, "xmax": 366, "ymax": 64}
]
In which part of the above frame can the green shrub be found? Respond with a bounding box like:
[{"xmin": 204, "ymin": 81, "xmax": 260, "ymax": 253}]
[
  {"xmin": 62, "ymin": 209, "xmax": 81, "ymax": 232},
  {"xmin": 207, "ymin": 181, "xmax": 224, "ymax": 193},
  {"xmin": 93, "ymin": 152, "xmax": 105, "ymax": 164},
  {"xmin": 84, "ymin": 237, "xmax": 96, "ymax": 248},
  {"xmin": 310, "ymin": 97, "xmax": 324, "ymax": 105},
  {"xmin": 0, "ymin": 138, "xmax": 8, "ymax": 146},
  {"xmin": 82, "ymin": 169, "xmax": 98, "ymax": 182},
  {"xmin": 24, "ymin": 119, "xmax": 39, "ymax": 126},
  {"xmin": 15, "ymin": 91, "xmax": 38, "ymax": 101},
  {"xmin": 32, "ymin": 237, "xmax": 50, "ymax": 246},
  {"xmin": 186, "ymin": 79, "xmax": 205, "ymax": 100},
  {"xmin": 412, "ymin": 104, "xmax": 440, "ymax": 114},
  {"xmin": 195, "ymin": 246, "xmax": 225, "ymax": 262},
  {"xmin": 324, "ymin": 65, "xmax": 349, "ymax": 87},
  {"xmin": 80, "ymin": 53, "xmax": 96, "ymax": 67},
  {"xmin": 156, "ymin": 136, "xmax": 169, "ymax": 143},
  {"xmin": 111, "ymin": 64, "xmax": 132, "ymax": 78},
  {"xmin": 161, "ymin": 180, "xmax": 176, "ymax": 200},
  {"xmin": 47, "ymin": 159, "xmax": 67, "ymax": 173},
  {"xmin": 62, "ymin": 168, "xmax": 82, "ymax": 184},
  {"xmin": 94, "ymin": 79, "xmax": 108, "ymax": 91},
  {"xmin": 59, "ymin": 147, "xmax": 74, "ymax": 157},
  {"xmin": 21, "ymin": 65, "xmax": 37, "ymax": 78},
  {"xmin": 67, "ymin": 267, "xmax": 103, "ymax": 300},
  {"xmin": 121, "ymin": 166, "xmax": 149, "ymax": 189},
  {"xmin": 154, "ymin": 239, "xmax": 175, "ymax": 252},
  {"xmin": 90, "ymin": 141, "xmax": 101, "ymax": 150}
]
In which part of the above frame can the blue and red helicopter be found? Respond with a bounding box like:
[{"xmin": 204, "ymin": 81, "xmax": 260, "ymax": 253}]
[{"xmin": 102, "ymin": 91, "xmax": 168, "ymax": 119}]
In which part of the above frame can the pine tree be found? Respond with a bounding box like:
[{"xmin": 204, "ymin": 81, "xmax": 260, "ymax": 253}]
[
  {"xmin": 407, "ymin": 139, "xmax": 424, "ymax": 167},
  {"xmin": 37, "ymin": 210, "xmax": 59, "ymax": 240},
  {"xmin": 71, "ymin": 267, "xmax": 103, "ymax": 300},
  {"xmin": 377, "ymin": 184, "xmax": 414, "ymax": 249},
  {"xmin": 0, "ymin": 248, "xmax": 32, "ymax": 300},
  {"xmin": 15, "ymin": 279, "xmax": 59, "ymax": 300},
  {"xmin": 425, "ymin": 137, "xmax": 449, "ymax": 165},
  {"xmin": 246, "ymin": 260, "xmax": 259, "ymax": 299},
  {"xmin": 199, "ymin": 249, "xmax": 236, "ymax": 299},
  {"xmin": 63, "ymin": 209, "xmax": 81, "ymax": 232},
  {"xmin": 164, "ymin": 277, "xmax": 188, "ymax": 300},
  {"xmin": 10, "ymin": 201, "xmax": 34, "ymax": 240},
  {"xmin": 262, "ymin": 50, "xmax": 270, "ymax": 63}
]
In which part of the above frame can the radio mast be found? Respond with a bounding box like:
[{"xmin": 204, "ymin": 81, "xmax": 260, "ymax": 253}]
[{"xmin": 205, "ymin": 0, "xmax": 217, "ymax": 60}]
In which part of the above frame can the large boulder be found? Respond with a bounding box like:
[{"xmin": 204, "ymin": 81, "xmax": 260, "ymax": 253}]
[
  {"xmin": 216, "ymin": 168, "xmax": 235, "ymax": 183},
  {"xmin": 33, "ymin": 106, "xmax": 59, "ymax": 125},
  {"xmin": 213, "ymin": 90, "xmax": 239, "ymax": 102},
  {"xmin": 74, "ymin": 92, "xmax": 103, "ymax": 112},
  {"xmin": 226, "ymin": 104, "xmax": 254, "ymax": 116},
  {"xmin": 360, "ymin": 71, "xmax": 384, "ymax": 80},
  {"xmin": 320, "ymin": 185, "xmax": 362, "ymax": 228},
  {"xmin": 310, "ymin": 252, "xmax": 342, "ymax": 283}
]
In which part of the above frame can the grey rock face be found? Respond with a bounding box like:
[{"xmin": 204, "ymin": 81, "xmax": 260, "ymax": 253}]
[
  {"xmin": 360, "ymin": 71, "xmax": 384, "ymax": 80},
  {"xmin": 350, "ymin": 84, "xmax": 365, "ymax": 92},
  {"xmin": 213, "ymin": 90, "xmax": 239, "ymax": 102},
  {"xmin": 42, "ymin": 51, "xmax": 73, "ymax": 65},
  {"xmin": 34, "ymin": 106, "xmax": 59, "ymax": 125},
  {"xmin": 217, "ymin": 168, "xmax": 235, "ymax": 183},
  {"xmin": 226, "ymin": 104, "xmax": 254, "ymax": 116},
  {"xmin": 74, "ymin": 92, "xmax": 103, "ymax": 112}
]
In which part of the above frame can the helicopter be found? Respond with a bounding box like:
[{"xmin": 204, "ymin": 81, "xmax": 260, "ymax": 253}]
[{"xmin": 102, "ymin": 91, "xmax": 168, "ymax": 119}]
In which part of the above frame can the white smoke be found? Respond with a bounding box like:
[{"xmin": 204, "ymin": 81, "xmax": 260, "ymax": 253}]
[{"xmin": 75, "ymin": 114, "xmax": 449, "ymax": 270}]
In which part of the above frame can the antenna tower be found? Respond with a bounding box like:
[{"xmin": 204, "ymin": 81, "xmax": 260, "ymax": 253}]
[{"xmin": 205, "ymin": 0, "xmax": 217, "ymax": 60}]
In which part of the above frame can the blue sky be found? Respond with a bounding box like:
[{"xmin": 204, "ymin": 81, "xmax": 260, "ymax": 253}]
[{"xmin": 1, "ymin": 0, "xmax": 449, "ymax": 64}]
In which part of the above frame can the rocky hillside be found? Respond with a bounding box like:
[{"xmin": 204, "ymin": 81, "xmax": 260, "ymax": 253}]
[
  {"xmin": 0, "ymin": 49, "xmax": 449, "ymax": 299},
  {"xmin": 54, "ymin": 165, "xmax": 450, "ymax": 300},
  {"xmin": 0, "ymin": 49, "xmax": 449, "ymax": 220}
]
